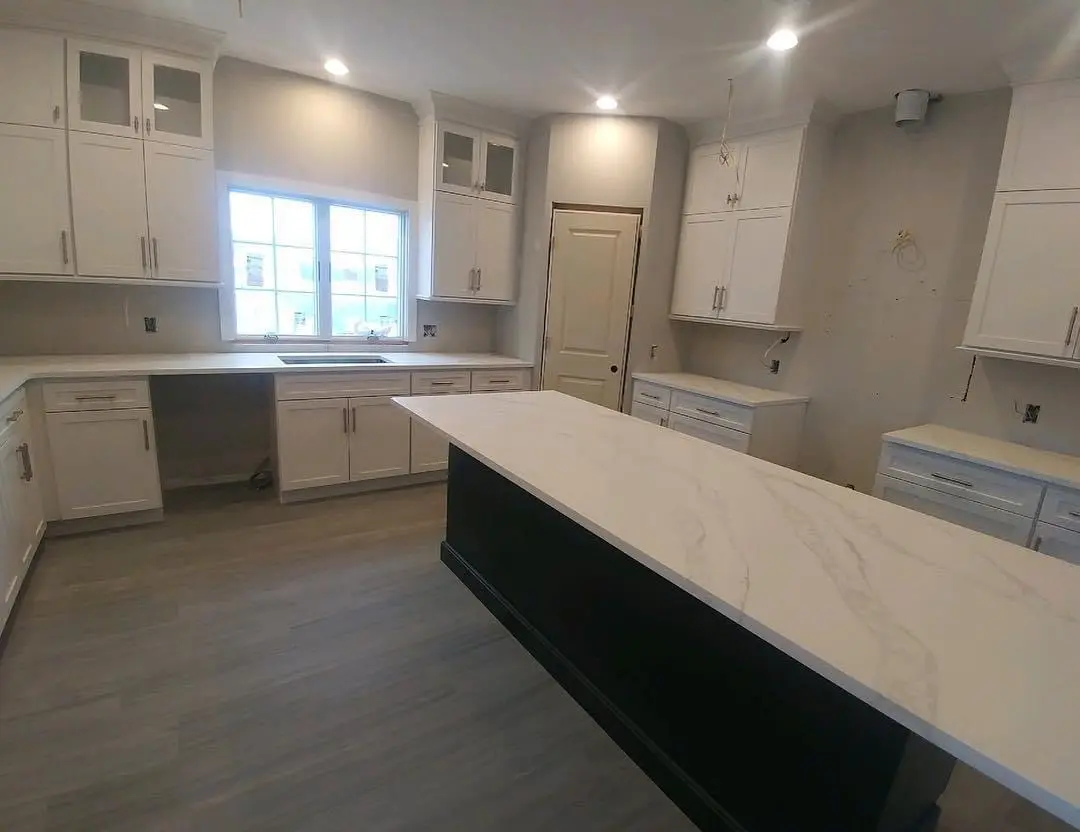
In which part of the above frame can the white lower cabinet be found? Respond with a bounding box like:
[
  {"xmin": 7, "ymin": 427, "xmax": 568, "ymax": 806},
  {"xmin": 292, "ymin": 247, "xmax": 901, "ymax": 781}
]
[
  {"xmin": 411, "ymin": 420, "xmax": 449, "ymax": 473},
  {"xmin": 46, "ymin": 408, "xmax": 162, "ymax": 519},
  {"xmin": 630, "ymin": 400, "xmax": 667, "ymax": 426},
  {"xmin": 1032, "ymin": 522, "xmax": 1080, "ymax": 566},
  {"xmin": 669, "ymin": 413, "xmax": 751, "ymax": 453},
  {"xmin": 350, "ymin": 398, "xmax": 411, "ymax": 481},
  {"xmin": 0, "ymin": 396, "xmax": 45, "ymax": 633},
  {"xmin": 276, "ymin": 398, "xmax": 351, "ymax": 491},
  {"xmin": 873, "ymin": 474, "xmax": 1034, "ymax": 546}
]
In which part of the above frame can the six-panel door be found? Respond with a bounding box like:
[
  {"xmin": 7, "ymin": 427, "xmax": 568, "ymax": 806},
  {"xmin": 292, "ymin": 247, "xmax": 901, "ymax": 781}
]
[
  {"xmin": 0, "ymin": 124, "xmax": 73, "ymax": 274},
  {"xmin": 46, "ymin": 408, "xmax": 162, "ymax": 520}
]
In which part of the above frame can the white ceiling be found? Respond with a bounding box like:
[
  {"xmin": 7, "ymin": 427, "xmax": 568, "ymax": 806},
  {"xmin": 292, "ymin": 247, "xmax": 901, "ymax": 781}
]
[{"xmin": 82, "ymin": 0, "xmax": 1080, "ymax": 123}]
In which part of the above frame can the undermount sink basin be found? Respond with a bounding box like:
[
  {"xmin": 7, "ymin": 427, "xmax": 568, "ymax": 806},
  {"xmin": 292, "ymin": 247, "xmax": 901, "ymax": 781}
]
[{"xmin": 278, "ymin": 355, "xmax": 389, "ymax": 365}]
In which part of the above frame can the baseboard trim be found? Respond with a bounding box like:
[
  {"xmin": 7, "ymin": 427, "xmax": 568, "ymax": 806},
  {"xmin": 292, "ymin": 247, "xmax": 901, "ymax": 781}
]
[
  {"xmin": 440, "ymin": 541, "xmax": 744, "ymax": 832},
  {"xmin": 162, "ymin": 473, "xmax": 251, "ymax": 491},
  {"xmin": 280, "ymin": 471, "xmax": 447, "ymax": 504},
  {"xmin": 45, "ymin": 508, "xmax": 164, "ymax": 538}
]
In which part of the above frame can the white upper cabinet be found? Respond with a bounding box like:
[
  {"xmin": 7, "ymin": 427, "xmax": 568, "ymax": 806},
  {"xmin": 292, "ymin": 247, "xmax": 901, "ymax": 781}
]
[
  {"xmin": 144, "ymin": 143, "xmax": 217, "ymax": 281},
  {"xmin": 963, "ymin": 190, "xmax": 1080, "ymax": 358},
  {"xmin": 997, "ymin": 80, "xmax": 1080, "ymax": 192},
  {"xmin": 735, "ymin": 130, "xmax": 803, "ymax": 211},
  {"xmin": 480, "ymin": 133, "xmax": 518, "ymax": 203},
  {"xmin": 0, "ymin": 29, "xmax": 65, "ymax": 128},
  {"xmin": 67, "ymin": 39, "xmax": 143, "ymax": 138},
  {"xmin": 0, "ymin": 125, "xmax": 73, "ymax": 274},
  {"xmin": 69, "ymin": 132, "xmax": 150, "ymax": 279},
  {"xmin": 474, "ymin": 201, "xmax": 516, "ymax": 301},
  {"xmin": 684, "ymin": 144, "xmax": 742, "ymax": 214},
  {"xmin": 721, "ymin": 208, "xmax": 792, "ymax": 323},
  {"xmin": 143, "ymin": 51, "xmax": 213, "ymax": 149},
  {"xmin": 671, "ymin": 215, "xmax": 730, "ymax": 319},
  {"xmin": 430, "ymin": 192, "xmax": 479, "ymax": 299},
  {"xmin": 435, "ymin": 123, "xmax": 519, "ymax": 203}
]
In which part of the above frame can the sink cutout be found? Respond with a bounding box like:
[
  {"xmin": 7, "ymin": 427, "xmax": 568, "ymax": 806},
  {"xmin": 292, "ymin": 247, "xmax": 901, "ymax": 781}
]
[{"xmin": 279, "ymin": 355, "xmax": 389, "ymax": 365}]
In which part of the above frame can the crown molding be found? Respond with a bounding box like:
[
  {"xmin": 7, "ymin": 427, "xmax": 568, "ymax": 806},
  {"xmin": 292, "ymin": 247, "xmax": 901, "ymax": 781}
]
[{"xmin": 415, "ymin": 92, "xmax": 532, "ymax": 138}]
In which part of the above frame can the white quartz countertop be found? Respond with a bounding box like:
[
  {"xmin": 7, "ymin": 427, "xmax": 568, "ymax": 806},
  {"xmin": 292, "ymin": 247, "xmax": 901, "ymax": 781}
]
[
  {"xmin": 396, "ymin": 390, "xmax": 1080, "ymax": 827},
  {"xmin": 632, "ymin": 372, "xmax": 809, "ymax": 407},
  {"xmin": 885, "ymin": 424, "xmax": 1080, "ymax": 489},
  {"xmin": 0, "ymin": 352, "xmax": 531, "ymax": 404}
]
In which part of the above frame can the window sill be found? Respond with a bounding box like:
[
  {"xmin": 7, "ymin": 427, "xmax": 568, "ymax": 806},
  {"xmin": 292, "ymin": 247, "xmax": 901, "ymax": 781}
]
[{"xmin": 230, "ymin": 338, "xmax": 413, "ymax": 352}]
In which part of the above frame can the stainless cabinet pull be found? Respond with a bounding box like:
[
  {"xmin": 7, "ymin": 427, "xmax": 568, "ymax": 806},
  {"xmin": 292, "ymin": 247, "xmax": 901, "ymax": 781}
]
[
  {"xmin": 660, "ymin": 417, "xmax": 668, "ymax": 427},
  {"xmin": 5, "ymin": 409, "xmax": 23, "ymax": 424},
  {"xmin": 930, "ymin": 472, "xmax": 974, "ymax": 488},
  {"xmin": 74, "ymin": 394, "xmax": 117, "ymax": 401},
  {"xmin": 1066, "ymin": 306, "xmax": 1079, "ymax": 347},
  {"xmin": 133, "ymin": 116, "xmax": 140, "ymax": 133},
  {"xmin": 351, "ymin": 407, "xmax": 357, "ymax": 433},
  {"xmin": 342, "ymin": 407, "xmax": 348, "ymax": 434},
  {"xmin": 468, "ymin": 267, "xmax": 476, "ymax": 291},
  {"xmin": 429, "ymin": 381, "xmax": 456, "ymax": 387},
  {"xmin": 1067, "ymin": 511, "xmax": 1080, "ymax": 519},
  {"xmin": 17, "ymin": 444, "xmax": 32, "ymax": 481},
  {"xmin": 695, "ymin": 407, "xmax": 722, "ymax": 417},
  {"xmin": 53, "ymin": 104, "xmax": 60, "ymax": 123},
  {"xmin": 140, "ymin": 236, "xmax": 148, "ymax": 270},
  {"xmin": 152, "ymin": 237, "xmax": 159, "ymax": 272},
  {"xmin": 60, "ymin": 230, "xmax": 69, "ymax": 265},
  {"xmin": 1033, "ymin": 536, "xmax": 1044, "ymax": 552},
  {"xmin": 719, "ymin": 286, "xmax": 727, "ymax": 310},
  {"xmin": 712, "ymin": 287, "xmax": 720, "ymax": 310},
  {"xmin": 146, "ymin": 118, "xmax": 152, "ymax": 135},
  {"xmin": 641, "ymin": 393, "xmax": 661, "ymax": 401},
  {"xmin": 476, "ymin": 268, "xmax": 483, "ymax": 289},
  {"xmin": 142, "ymin": 419, "xmax": 150, "ymax": 451}
]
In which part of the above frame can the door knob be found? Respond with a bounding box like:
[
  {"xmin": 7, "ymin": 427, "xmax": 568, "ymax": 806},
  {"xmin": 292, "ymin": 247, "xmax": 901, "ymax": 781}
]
[{"xmin": 609, "ymin": 365, "xmax": 619, "ymax": 374}]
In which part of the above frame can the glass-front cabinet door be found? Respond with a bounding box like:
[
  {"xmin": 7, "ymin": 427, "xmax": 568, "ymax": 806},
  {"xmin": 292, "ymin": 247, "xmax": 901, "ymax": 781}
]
[
  {"xmin": 436, "ymin": 124, "xmax": 481, "ymax": 196},
  {"xmin": 143, "ymin": 52, "xmax": 214, "ymax": 149},
  {"xmin": 480, "ymin": 134, "xmax": 517, "ymax": 203},
  {"xmin": 66, "ymin": 40, "xmax": 142, "ymax": 137}
]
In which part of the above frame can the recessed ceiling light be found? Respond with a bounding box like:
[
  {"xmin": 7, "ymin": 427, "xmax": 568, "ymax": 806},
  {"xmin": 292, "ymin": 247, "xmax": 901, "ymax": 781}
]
[
  {"xmin": 595, "ymin": 95, "xmax": 618, "ymax": 111},
  {"xmin": 153, "ymin": 101, "xmax": 169, "ymax": 111},
  {"xmin": 766, "ymin": 29, "xmax": 798, "ymax": 51},
  {"xmin": 324, "ymin": 58, "xmax": 349, "ymax": 76}
]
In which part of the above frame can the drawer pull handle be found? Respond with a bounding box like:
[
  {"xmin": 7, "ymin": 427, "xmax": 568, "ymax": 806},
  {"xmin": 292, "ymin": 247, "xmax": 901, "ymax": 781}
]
[
  {"xmin": 429, "ymin": 381, "xmax": 457, "ymax": 387},
  {"xmin": 695, "ymin": 407, "xmax": 722, "ymax": 417},
  {"xmin": 1067, "ymin": 511, "xmax": 1080, "ymax": 519},
  {"xmin": 142, "ymin": 420, "xmax": 150, "ymax": 451},
  {"xmin": 488, "ymin": 379, "xmax": 511, "ymax": 384},
  {"xmin": 641, "ymin": 393, "xmax": 661, "ymax": 401},
  {"xmin": 74, "ymin": 394, "xmax": 119, "ymax": 401},
  {"xmin": 930, "ymin": 473, "xmax": 974, "ymax": 488},
  {"xmin": 5, "ymin": 409, "xmax": 23, "ymax": 424},
  {"xmin": 1033, "ymin": 536, "xmax": 1044, "ymax": 553}
]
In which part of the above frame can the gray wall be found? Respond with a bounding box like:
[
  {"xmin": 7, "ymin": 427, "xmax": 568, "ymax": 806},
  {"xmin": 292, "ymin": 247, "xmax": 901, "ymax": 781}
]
[
  {"xmin": 497, "ymin": 114, "xmax": 687, "ymax": 404},
  {"xmin": 0, "ymin": 57, "xmax": 497, "ymax": 357},
  {"xmin": 679, "ymin": 88, "xmax": 1080, "ymax": 491}
]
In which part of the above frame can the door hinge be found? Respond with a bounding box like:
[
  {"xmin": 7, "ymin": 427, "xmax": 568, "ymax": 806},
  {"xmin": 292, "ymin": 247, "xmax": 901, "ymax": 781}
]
[{"xmin": 543, "ymin": 335, "xmax": 551, "ymax": 352}]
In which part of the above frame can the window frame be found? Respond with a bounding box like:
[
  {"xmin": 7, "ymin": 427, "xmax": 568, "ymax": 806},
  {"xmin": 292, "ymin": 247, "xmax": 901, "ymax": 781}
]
[{"xmin": 217, "ymin": 171, "xmax": 418, "ymax": 345}]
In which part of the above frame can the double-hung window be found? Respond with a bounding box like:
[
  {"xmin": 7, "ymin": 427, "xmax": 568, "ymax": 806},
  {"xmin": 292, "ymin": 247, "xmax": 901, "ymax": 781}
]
[{"xmin": 226, "ymin": 187, "xmax": 408, "ymax": 341}]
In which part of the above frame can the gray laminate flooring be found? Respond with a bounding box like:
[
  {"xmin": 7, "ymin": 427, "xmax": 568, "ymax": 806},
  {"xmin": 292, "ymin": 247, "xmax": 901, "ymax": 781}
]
[{"xmin": 0, "ymin": 484, "xmax": 1071, "ymax": 831}]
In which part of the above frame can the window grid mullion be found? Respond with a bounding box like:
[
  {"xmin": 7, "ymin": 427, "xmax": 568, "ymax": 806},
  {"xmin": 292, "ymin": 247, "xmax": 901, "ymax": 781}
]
[{"xmin": 316, "ymin": 199, "xmax": 333, "ymax": 339}]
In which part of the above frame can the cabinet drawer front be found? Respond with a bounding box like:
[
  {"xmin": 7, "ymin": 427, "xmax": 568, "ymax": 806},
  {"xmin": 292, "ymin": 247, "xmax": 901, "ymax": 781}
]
[
  {"xmin": 633, "ymin": 381, "xmax": 671, "ymax": 410},
  {"xmin": 670, "ymin": 390, "xmax": 753, "ymax": 433},
  {"xmin": 471, "ymin": 369, "xmax": 529, "ymax": 392},
  {"xmin": 43, "ymin": 378, "xmax": 150, "ymax": 412},
  {"xmin": 1032, "ymin": 522, "xmax": 1080, "ymax": 566},
  {"xmin": 1038, "ymin": 485, "xmax": 1080, "ymax": 533},
  {"xmin": 873, "ymin": 474, "xmax": 1035, "ymax": 547},
  {"xmin": 412, "ymin": 371, "xmax": 471, "ymax": 395},
  {"xmin": 878, "ymin": 443, "xmax": 1044, "ymax": 517},
  {"xmin": 630, "ymin": 401, "xmax": 668, "ymax": 427},
  {"xmin": 275, "ymin": 372, "xmax": 411, "ymax": 401},
  {"xmin": 669, "ymin": 413, "xmax": 750, "ymax": 453}
]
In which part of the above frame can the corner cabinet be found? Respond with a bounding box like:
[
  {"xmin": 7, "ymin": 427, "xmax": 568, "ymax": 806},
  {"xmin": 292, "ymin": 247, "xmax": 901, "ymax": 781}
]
[
  {"xmin": 419, "ymin": 118, "xmax": 520, "ymax": 304},
  {"xmin": 962, "ymin": 77, "xmax": 1080, "ymax": 364},
  {"xmin": 669, "ymin": 126, "xmax": 823, "ymax": 331}
]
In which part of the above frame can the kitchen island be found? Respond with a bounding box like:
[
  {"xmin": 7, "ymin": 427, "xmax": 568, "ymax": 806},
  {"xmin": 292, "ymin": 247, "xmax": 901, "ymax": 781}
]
[{"xmin": 395, "ymin": 391, "xmax": 1080, "ymax": 832}]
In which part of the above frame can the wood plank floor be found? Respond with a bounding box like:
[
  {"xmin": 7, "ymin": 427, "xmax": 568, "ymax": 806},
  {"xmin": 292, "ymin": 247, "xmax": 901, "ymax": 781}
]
[{"xmin": 0, "ymin": 484, "xmax": 1071, "ymax": 831}]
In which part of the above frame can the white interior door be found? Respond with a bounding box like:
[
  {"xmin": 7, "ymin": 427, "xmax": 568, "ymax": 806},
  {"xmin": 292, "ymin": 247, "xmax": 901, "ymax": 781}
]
[
  {"xmin": 670, "ymin": 214, "xmax": 731, "ymax": 319},
  {"xmin": 46, "ymin": 409, "xmax": 162, "ymax": 520},
  {"xmin": 145, "ymin": 142, "xmax": 217, "ymax": 281},
  {"xmin": 0, "ymin": 124, "xmax": 72, "ymax": 274},
  {"xmin": 70, "ymin": 132, "xmax": 149, "ymax": 278},
  {"xmin": 964, "ymin": 191, "xmax": 1080, "ymax": 357},
  {"xmin": 736, "ymin": 130, "xmax": 803, "ymax": 210},
  {"xmin": 276, "ymin": 398, "xmax": 350, "ymax": 491},
  {"xmin": 432, "ymin": 191, "xmax": 477, "ymax": 298},
  {"xmin": 541, "ymin": 209, "xmax": 640, "ymax": 409},
  {"xmin": 721, "ymin": 208, "xmax": 791, "ymax": 324},
  {"xmin": 684, "ymin": 144, "xmax": 741, "ymax": 214},
  {"xmin": 349, "ymin": 397, "xmax": 411, "ymax": 481},
  {"xmin": 474, "ymin": 201, "xmax": 516, "ymax": 301},
  {"xmin": 0, "ymin": 29, "xmax": 66, "ymax": 128}
]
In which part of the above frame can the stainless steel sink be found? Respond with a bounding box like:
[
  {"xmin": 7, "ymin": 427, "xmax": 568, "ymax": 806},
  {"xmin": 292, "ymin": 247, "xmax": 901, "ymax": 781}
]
[{"xmin": 278, "ymin": 355, "xmax": 389, "ymax": 365}]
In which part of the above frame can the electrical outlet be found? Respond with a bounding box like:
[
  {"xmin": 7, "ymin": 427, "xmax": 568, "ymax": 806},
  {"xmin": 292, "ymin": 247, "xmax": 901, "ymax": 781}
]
[
  {"xmin": 143, "ymin": 316, "xmax": 157, "ymax": 334},
  {"xmin": 769, "ymin": 359, "xmax": 781, "ymax": 374},
  {"xmin": 1023, "ymin": 404, "xmax": 1041, "ymax": 424},
  {"xmin": 422, "ymin": 324, "xmax": 437, "ymax": 338}
]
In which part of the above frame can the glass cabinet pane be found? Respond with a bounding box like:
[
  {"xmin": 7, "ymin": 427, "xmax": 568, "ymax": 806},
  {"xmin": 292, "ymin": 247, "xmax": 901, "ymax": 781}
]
[
  {"xmin": 441, "ymin": 130, "xmax": 475, "ymax": 189},
  {"xmin": 152, "ymin": 64, "xmax": 202, "ymax": 138},
  {"xmin": 485, "ymin": 142, "xmax": 515, "ymax": 197},
  {"xmin": 79, "ymin": 51, "xmax": 130, "ymax": 127}
]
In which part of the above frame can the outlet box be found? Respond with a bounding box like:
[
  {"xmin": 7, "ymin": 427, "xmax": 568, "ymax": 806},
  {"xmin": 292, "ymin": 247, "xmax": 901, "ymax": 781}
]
[
  {"xmin": 143, "ymin": 316, "xmax": 157, "ymax": 334},
  {"xmin": 1023, "ymin": 404, "xmax": 1041, "ymax": 424},
  {"xmin": 422, "ymin": 324, "xmax": 437, "ymax": 338}
]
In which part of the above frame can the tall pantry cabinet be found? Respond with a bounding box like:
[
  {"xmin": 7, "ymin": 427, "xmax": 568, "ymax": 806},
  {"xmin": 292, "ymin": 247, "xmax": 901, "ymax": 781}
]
[{"xmin": 0, "ymin": 25, "xmax": 218, "ymax": 283}]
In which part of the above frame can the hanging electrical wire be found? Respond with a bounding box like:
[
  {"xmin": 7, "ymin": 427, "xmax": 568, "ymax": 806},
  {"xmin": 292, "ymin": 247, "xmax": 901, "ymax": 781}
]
[{"xmin": 717, "ymin": 78, "xmax": 736, "ymax": 167}]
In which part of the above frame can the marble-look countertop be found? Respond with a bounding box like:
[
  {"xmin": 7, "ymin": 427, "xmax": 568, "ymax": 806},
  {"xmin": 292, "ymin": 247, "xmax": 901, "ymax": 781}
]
[
  {"xmin": 0, "ymin": 352, "xmax": 532, "ymax": 404},
  {"xmin": 396, "ymin": 390, "xmax": 1080, "ymax": 827},
  {"xmin": 885, "ymin": 424, "xmax": 1080, "ymax": 490},
  {"xmin": 632, "ymin": 372, "xmax": 809, "ymax": 407}
]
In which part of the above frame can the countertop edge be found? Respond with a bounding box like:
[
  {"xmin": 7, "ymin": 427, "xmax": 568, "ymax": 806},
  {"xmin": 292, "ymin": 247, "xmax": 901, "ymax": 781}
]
[{"xmin": 631, "ymin": 372, "xmax": 810, "ymax": 408}]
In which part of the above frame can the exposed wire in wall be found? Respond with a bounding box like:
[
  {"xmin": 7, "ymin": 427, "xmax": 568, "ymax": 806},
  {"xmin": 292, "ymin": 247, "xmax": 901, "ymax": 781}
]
[
  {"xmin": 961, "ymin": 355, "xmax": 977, "ymax": 402},
  {"xmin": 760, "ymin": 332, "xmax": 791, "ymax": 374},
  {"xmin": 891, "ymin": 229, "xmax": 926, "ymax": 272},
  {"xmin": 716, "ymin": 80, "xmax": 740, "ymax": 193}
]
